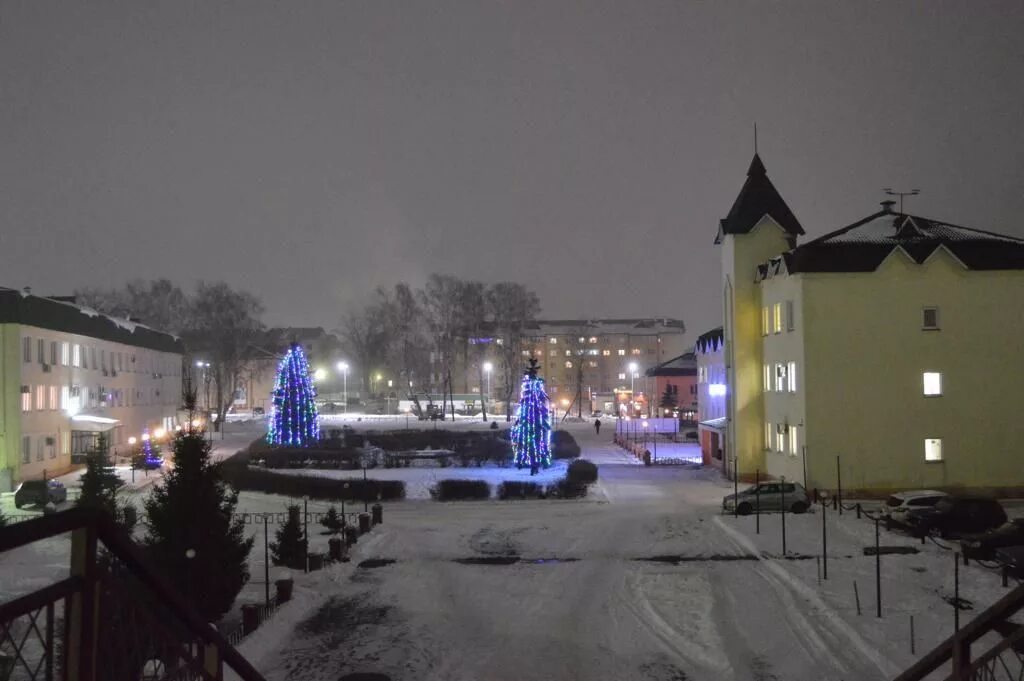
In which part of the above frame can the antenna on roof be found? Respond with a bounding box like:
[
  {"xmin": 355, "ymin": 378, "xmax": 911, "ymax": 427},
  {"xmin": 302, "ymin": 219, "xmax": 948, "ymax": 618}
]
[
  {"xmin": 754, "ymin": 122, "xmax": 758, "ymax": 155},
  {"xmin": 882, "ymin": 188, "xmax": 920, "ymax": 214}
]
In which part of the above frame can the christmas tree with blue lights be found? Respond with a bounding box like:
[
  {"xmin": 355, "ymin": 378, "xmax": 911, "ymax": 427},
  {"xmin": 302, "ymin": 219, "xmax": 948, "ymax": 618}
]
[
  {"xmin": 511, "ymin": 358, "xmax": 552, "ymax": 475},
  {"xmin": 267, "ymin": 342, "xmax": 320, "ymax": 447}
]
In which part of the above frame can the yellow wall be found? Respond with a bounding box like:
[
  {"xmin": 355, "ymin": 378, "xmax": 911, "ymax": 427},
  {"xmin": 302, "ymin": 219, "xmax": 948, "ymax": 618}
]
[
  {"xmin": 801, "ymin": 247, "xmax": 1024, "ymax": 494},
  {"xmin": 0, "ymin": 324, "xmax": 22, "ymax": 490},
  {"xmin": 722, "ymin": 218, "xmax": 793, "ymax": 479}
]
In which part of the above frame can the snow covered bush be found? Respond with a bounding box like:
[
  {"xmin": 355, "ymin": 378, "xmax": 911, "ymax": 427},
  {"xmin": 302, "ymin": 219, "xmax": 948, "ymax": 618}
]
[
  {"xmin": 545, "ymin": 478, "xmax": 588, "ymax": 499},
  {"xmin": 497, "ymin": 481, "xmax": 545, "ymax": 500},
  {"xmin": 567, "ymin": 459, "xmax": 598, "ymax": 485},
  {"xmin": 221, "ymin": 464, "xmax": 406, "ymax": 501},
  {"xmin": 551, "ymin": 431, "xmax": 581, "ymax": 459},
  {"xmin": 431, "ymin": 479, "xmax": 491, "ymax": 501}
]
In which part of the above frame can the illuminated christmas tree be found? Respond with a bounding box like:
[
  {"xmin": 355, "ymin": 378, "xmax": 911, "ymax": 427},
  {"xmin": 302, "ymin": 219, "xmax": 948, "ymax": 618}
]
[
  {"xmin": 141, "ymin": 430, "xmax": 163, "ymax": 468},
  {"xmin": 267, "ymin": 342, "xmax": 320, "ymax": 447},
  {"xmin": 511, "ymin": 358, "xmax": 552, "ymax": 475}
]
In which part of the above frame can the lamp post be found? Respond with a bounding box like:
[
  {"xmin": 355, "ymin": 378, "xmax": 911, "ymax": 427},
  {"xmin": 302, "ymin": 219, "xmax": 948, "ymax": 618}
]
[
  {"xmin": 374, "ymin": 373, "xmax": 382, "ymax": 396},
  {"xmin": 483, "ymin": 362, "xmax": 493, "ymax": 401},
  {"xmin": 337, "ymin": 362, "xmax": 349, "ymax": 414},
  {"xmin": 629, "ymin": 362, "xmax": 638, "ymax": 417}
]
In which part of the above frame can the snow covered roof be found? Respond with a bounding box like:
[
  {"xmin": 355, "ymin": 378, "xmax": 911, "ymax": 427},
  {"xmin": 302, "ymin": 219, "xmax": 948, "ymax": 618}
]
[
  {"xmin": 757, "ymin": 207, "xmax": 1024, "ymax": 279},
  {"xmin": 525, "ymin": 318, "xmax": 686, "ymax": 337},
  {"xmin": 645, "ymin": 352, "xmax": 697, "ymax": 377},
  {"xmin": 695, "ymin": 327, "xmax": 724, "ymax": 354},
  {"xmin": 715, "ymin": 154, "xmax": 804, "ymax": 244},
  {"xmin": 0, "ymin": 287, "xmax": 184, "ymax": 354}
]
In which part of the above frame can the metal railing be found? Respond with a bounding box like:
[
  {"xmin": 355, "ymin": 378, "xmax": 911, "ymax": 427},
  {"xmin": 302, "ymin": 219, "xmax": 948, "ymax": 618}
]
[{"xmin": 0, "ymin": 508, "xmax": 267, "ymax": 681}]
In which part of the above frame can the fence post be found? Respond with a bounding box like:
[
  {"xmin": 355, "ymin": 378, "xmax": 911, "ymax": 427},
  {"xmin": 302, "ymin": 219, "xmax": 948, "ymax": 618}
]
[
  {"xmin": 822, "ymin": 496, "xmax": 828, "ymax": 580},
  {"xmin": 875, "ymin": 516, "xmax": 882, "ymax": 618},
  {"xmin": 910, "ymin": 615, "xmax": 915, "ymax": 655},
  {"xmin": 264, "ymin": 515, "xmax": 270, "ymax": 608},
  {"xmin": 755, "ymin": 469, "xmax": 760, "ymax": 534},
  {"xmin": 733, "ymin": 458, "xmax": 739, "ymax": 518},
  {"xmin": 954, "ymin": 552, "xmax": 960, "ymax": 632},
  {"xmin": 781, "ymin": 476, "xmax": 787, "ymax": 556},
  {"xmin": 854, "ymin": 580, "xmax": 861, "ymax": 616},
  {"xmin": 67, "ymin": 522, "xmax": 99, "ymax": 681},
  {"xmin": 836, "ymin": 455, "xmax": 842, "ymax": 516}
]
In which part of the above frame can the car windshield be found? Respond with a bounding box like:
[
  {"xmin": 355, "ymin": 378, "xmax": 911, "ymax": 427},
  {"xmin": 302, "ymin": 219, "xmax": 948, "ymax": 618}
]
[{"xmin": 886, "ymin": 495, "xmax": 903, "ymax": 507}]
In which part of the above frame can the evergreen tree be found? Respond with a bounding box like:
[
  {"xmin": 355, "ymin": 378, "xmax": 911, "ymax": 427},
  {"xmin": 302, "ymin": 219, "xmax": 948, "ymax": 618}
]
[
  {"xmin": 271, "ymin": 505, "xmax": 306, "ymax": 569},
  {"xmin": 143, "ymin": 432, "xmax": 253, "ymax": 622},
  {"xmin": 77, "ymin": 434, "xmax": 135, "ymax": 527},
  {"xmin": 511, "ymin": 358, "xmax": 552, "ymax": 475},
  {"xmin": 0, "ymin": 507, "xmax": 7, "ymax": 527},
  {"xmin": 320, "ymin": 505, "xmax": 344, "ymax": 534},
  {"xmin": 659, "ymin": 385, "xmax": 678, "ymax": 411},
  {"xmin": 267, "ymin": 342, "xmax": 320, "ymax": 447}
]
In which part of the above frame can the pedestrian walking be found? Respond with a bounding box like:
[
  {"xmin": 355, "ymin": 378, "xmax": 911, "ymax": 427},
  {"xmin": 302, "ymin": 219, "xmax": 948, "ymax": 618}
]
[{"xmin": 594, "ymin": 418, "xmax": 602, "ymax": 435}]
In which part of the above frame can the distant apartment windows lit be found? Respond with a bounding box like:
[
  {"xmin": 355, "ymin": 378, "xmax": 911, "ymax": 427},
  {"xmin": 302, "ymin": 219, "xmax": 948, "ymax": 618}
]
[
  {"xmin": 618, "ymin": 373, "xmax": 626, "ymax": 380},
  {"xmin": 925, "ymin": 438, "xmax": 943, "ymax": 462},
  {"xmin": 521, "ymin": 350, "xmax": 530, "ymax": 357},
  {"xmin": 789, "ymin": 426, "xmax": 798, "ymax": 456},
  {"xmin": 775, "ymin": 363, "xmax": 786, "ymax": 392},
  {"xmin": 549, "ymin": 350, "xmax": 557, "ymax": 357},
  {"xmin": 588, "ymin": 337, "xmax": 598, "ymax": 344},
  {"xmin": 49, "ymin": 386, "xmax": 58, "ymax": 411},
  {"xmin": 787, "ymin": 362, "xmax": 797, "ymax": 393},
  {"xmin": 549, "ymin": 338, "xmax": 558, "ymax": 345},
  {"xmin": 587, "ymin": 349, "xmax": 599, "ymax": 356},
  {"xmin": 761, "ymin": 307, "xmax": 769, "ymax": 336},
  {"xmin": 565, "ymin": 361, "xmax": 573, "ymax": 369},
  {"xmin": 35, "ymin": 385, "xmax": 45, "ymax": 410},
  {"xmin": 72, "ymin": 344, "xmax": 81, "ymax": 367},
  {"xmin": 708, "ymin": 384, "xmax": 727, "ymax": 397},
  {"xmin": 565, "ymin": 350, "xmax": 572, "ymax": 357},
  {"xmin": 923, "ymin": 372, "xmax": 942, "ymax": 396},
  {"xmin": 602, "ymin": 350, "xmax": 611, "ymax": 356},
  {"xmin": 773, "ymin": 304, "xmax": 782, "ymax": 334},
  {"xmin": 786, "ymin": 301, "xmax": 795, "ymax": 332},
  {"xmin": 21, "ymin": 387, "xmax": 31, "ymax": 412},
  {"xmin": 617, "ymin": 349, "xmax": 626, "ymax": 356},
  {"xmin": 61, "ymin": 386, "xmax": 70, "ymax": 410},
  {"xmin": 61, "ymin": 342, "xmax": 70, "ymax": 366},
  {"xmin": 923, "ymin": 307, "xmax": 940, "ymax": 330},
  {"xmin": 588, "ymin": 361, "xmax": 598, "ymax": 368},
  {"xmin": 631, "ymin": 349, "xmax": 642, "ymax": 355}
]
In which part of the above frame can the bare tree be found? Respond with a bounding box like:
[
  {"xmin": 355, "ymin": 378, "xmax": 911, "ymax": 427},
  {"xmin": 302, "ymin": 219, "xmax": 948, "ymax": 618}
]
[
  {"xmin": 487, "ymin": 282, "xmax": 541, "ymax": 421},
  {"xmin": 454, "ymin": 281, "xmax": 489, "ymax": 420},
  {"xmin": 182, "ymin": 282, "xmax": 265, "ymax": 433},
  {"xmin": 419, "ymin": 274, "xmax": 462, "ymax": 421},
  {"xmin": 75, "ymin": 279, "xmax": 190, "ymax": 334},
  {"xmin": 338, "ymin": 299, "xmax": 392, "ymax": 398},
  {"xmin": 382, "ymin": 283, "xmax": 431, "ymax": 417}
]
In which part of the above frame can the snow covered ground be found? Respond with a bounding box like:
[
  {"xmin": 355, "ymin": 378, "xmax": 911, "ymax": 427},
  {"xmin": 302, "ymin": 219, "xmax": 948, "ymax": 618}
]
[{"xmin": 5, "ymin": 419, "xmax": 1022, "ymax": 681}]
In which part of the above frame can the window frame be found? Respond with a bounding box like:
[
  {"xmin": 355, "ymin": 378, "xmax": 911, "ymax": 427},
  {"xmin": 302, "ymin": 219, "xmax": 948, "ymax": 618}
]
[
  {"xmin": 923, "ymin": 372, "xmax": 942, "ymax": 397},
  {"xmin": 922, "ymin": 307, "xmax": 940, "ymax": 331},
  {"xmin": 925, "ymin": 438, "xmax": 943, "ymax": 462},
  {"xmin": 786, "ymin": 300, "xmax": 795, "ymax": 332}
]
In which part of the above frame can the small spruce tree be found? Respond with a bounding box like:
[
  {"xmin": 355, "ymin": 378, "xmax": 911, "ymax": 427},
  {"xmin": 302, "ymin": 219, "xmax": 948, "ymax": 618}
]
[
  {"xmin": 143, "ymin": 431, "xmax": 253, "ymax": 621},
  {"xmin": 659, "ymin": 385, "xmax": 678, "ymax": 412},
  {"xmin": 271, "ymin": 505, "xmax": 306, "ymax": 569},
  {"xmin": 77, "ymin": 434, "xmax": 135, "ymax": 528},
  {"xmin": 320, "ymin": 505, "xmax": 344, "ymax": 534}
]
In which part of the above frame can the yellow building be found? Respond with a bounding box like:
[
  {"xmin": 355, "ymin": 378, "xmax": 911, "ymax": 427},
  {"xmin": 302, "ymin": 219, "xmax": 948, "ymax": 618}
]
[{"xmin": 719, "ymin": 155, "xmax": 1024, "ymax": 496}]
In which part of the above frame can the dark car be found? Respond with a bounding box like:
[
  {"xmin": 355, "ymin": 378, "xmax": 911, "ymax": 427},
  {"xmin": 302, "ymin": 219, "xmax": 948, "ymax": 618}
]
[
  {"xmin": 905, "ymin": 496, "xmax": 1007, "ymax": 539},
  {"xmin": 14, "ymin": 479, "xmax": 68, "ymax": 509},
  {"xmin": 960, "ymin": 519, "xmax": 1024, "ymax": 560}
]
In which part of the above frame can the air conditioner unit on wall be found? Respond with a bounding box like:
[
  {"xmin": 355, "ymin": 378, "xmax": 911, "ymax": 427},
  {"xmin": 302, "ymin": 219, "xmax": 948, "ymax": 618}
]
[{"xmin": 42, "ymin": 364, "xmax": 52, "ymax": 373}]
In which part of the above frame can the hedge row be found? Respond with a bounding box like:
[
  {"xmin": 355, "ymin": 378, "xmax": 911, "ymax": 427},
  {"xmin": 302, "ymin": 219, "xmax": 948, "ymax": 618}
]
[
  {"xmin": 567, "ymin": 459, "xmax": 599, "ymax": 485},
  {"xmin": 221, "ymin": 464, "xmax": 406, "ymax": 501},
  {"xmin": 366, "ymin": 429, "xmax": 510, "ymax": 453},
  {"xmin": 551, "ymin": 431, "xmax": 581, "ymax": 459}
]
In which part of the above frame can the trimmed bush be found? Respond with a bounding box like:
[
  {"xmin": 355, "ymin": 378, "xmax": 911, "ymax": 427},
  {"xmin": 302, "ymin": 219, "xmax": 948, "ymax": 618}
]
[
  {"xmin": 496, "ymin": 481, "xmax": 545, "ymax": 500},
  {"xmin": 221, "ymin": 464, "xmax": 405, "ymax": 501},
  {"xmin": 431, "ymin": 479, "xmax": 491, "ymax": 501},
  {"xmin": 546, "ymin": 478, "xmax": 588, "ymax": 499},
  {"xmin": 567, "ymin": 459, "xmax": 599, "ymax": 485},
  {"xmin": 551, "ymin": 431, "xmax": 581, "ymax": 459}
]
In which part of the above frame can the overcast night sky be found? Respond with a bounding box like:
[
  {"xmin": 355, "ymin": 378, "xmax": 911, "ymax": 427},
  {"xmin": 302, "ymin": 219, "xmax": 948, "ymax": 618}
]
[{"xmin": 2, "ymin": 1, "xmax": 1022, "ymax": 342}]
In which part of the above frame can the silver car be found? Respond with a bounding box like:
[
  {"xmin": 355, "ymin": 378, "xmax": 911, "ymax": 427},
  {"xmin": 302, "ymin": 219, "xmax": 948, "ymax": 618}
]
[{"xmin": 723, "ymin": 481, "xmax": 810, "ymax": 515}]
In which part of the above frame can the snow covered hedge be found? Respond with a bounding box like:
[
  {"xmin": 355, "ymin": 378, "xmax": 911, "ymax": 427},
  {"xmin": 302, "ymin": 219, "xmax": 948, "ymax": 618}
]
[
  {"xmin": 221, "ymin": 464, "xmax": 406, "ymax": 501},
  {"xmin": 566, "ymin": 460, "xmax": 598, "ymax": 485},
  {"xmin": 431, "ymin": 479, "xmax": 491, "ymax": 501},
  {"xmin": 551, "ymin": 431, "xmax": 581, "ymax": 459},
  {"xmin": 496, "ymin": 481, "xmax": 545, "ymax": 500}
]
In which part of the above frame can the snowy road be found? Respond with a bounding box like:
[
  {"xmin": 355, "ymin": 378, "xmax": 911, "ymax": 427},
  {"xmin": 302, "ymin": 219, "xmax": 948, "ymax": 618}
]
[{"xmin": 247, "ymin": 427, "xmax": 893, "ymax": 681}]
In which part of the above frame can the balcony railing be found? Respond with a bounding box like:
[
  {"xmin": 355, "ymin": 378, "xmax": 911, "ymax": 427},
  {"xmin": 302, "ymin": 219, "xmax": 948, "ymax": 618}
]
[{"xmin": 0, "ymin": 508, "xmax": 266, "ymax": 681}]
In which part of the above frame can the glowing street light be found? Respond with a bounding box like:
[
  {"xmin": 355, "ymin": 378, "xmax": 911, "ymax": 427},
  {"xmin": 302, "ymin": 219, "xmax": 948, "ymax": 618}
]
[
  {"xmin": 483, "ymin": 362, "xmax": 493, "ymax": 401},
  {"xmin": 337, "ymin": 361, "xmax": 349, "ymax": 413},
  {"xmin": 313, "ymin": 367, "xmax": 328, "ymax": 382},
  {"xmin": 154, "ymin": 428, "xmax": 166, "ymax": 439},
  {"xmin": 128, "ymin": 436, "xmax": 137, "ymax": 446},
  {"xmin": 628, "ymin": 362, "xmax": 639, "ymax": 415}
]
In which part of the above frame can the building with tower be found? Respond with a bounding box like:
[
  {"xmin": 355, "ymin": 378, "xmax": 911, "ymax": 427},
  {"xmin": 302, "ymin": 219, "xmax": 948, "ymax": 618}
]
[{"xmin": 716, "ymin": 155, "xmax": 1024, "ymax": 495}]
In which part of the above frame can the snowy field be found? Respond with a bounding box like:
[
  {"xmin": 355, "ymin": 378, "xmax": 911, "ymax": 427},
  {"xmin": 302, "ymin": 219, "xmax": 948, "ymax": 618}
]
[{"xmin": 4, "ymin": 419, "xmax": 1023, "ymax": 681}]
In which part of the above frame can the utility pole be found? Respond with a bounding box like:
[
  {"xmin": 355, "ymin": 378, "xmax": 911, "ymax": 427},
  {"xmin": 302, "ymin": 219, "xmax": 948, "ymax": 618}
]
[{"xmin": 882, "ymin": 188, "xmax": 920, "ymax": 214}]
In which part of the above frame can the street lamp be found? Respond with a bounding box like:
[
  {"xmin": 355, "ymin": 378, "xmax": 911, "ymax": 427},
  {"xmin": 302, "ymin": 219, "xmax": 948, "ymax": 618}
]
[
  {"xmin": 337, "ymin": 362, "xmax": 349, "ymax": 413},
  {"xmin": 629, "ymin": 362, "xmax": 638, "ymax": 416},
  {"xmin": 374, "ymin": 373, "xmax": 382, "ymax": 395},
  {"xmin": 313, "ymin": 367, "xmax": 327, "ymax": 382},
  {"xmin": 483, "ymin": 362, "xmax": 493, "ymax": 402}
]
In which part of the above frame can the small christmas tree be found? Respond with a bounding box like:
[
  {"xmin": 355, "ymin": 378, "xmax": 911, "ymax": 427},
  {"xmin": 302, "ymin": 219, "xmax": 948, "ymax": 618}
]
[
  {"xmin": 271, "ymin": 505, "xmax": 306, "ymax": 569},
  {"xmin": 659, "ymin": 385, "xmax": 678, "ymax": 412},
  {"xmin": 511, "ymin": 358, "xmax": 552, "ymax": 475},
  {"xmin": 143, "ymin": 432, "xmax": 253, "ymax": 621},
  {"xmin": 267, "ymin": 343, "xmax": 320, "ymax": 447},
  {"xmin": 141, "ymin": 430, "xmax": 163, "ymax": 467},
  {"xmin": 77, "ymin": 434, "xmax": 123, "ymax": 511},
  {"xmin": 320, "ymin": 505, "xmax": 344, "ymax": 534}
]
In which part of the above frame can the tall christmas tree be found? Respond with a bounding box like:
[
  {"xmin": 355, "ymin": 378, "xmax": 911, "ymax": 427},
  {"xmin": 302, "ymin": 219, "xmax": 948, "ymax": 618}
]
[
  {"xmin": 511, "ymin": 358, "xmax": 552, "ymax": 475},
  {"xmin": 267, "ymin": 342, "xmax": 320, "ymax": 447}
]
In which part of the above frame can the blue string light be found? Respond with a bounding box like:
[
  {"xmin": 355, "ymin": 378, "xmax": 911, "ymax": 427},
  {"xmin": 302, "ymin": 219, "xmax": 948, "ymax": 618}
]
[
  {"xmin": 511, "ymin": 358, "xmax": 552, "ymax": 473},
  {"xmin": 267, "ymin": 343, "xmax": 320, "ymax": 447}
]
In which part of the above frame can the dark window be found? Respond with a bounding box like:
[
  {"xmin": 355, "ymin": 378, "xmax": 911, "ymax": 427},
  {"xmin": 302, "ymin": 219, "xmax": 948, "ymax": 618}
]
[{"xmin": 923, "ymin": 307, "xmax": 940, "ymax": 330}]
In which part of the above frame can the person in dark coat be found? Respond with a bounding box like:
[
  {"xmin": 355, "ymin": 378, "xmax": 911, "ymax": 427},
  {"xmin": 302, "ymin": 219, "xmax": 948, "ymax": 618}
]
[{"xmin": 594, "ymin": 418, "xmax": 601, "ymax": 435}]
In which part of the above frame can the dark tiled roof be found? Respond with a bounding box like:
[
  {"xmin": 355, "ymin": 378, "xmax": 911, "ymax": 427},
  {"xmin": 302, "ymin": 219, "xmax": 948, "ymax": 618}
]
[
  {"xmin": 645, "ymin": 352, "xmax": 697, "ymax": 377},
  {"xmin": 765, "ymin": 210, "xmax": 1024, "ymax": 276},
  {"xmin": 716, "ymin": 154, "xmax": 805, "ymax": 244},
  {"xmin": 695, "ymin": 327, "xmax": 724, "ymax": 354},
  {"xmin": 0, "ymin": 288, "xmax": 183, "ymax": 354}
]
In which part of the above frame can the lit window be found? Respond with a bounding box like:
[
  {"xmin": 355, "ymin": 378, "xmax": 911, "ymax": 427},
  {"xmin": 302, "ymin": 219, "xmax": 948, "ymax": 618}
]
[
  {"xmin": 764, "ymin": 422, "xmax": 771, "ymax": 449},
  {"xmin": 578, "ymin": 336, "xmax": 585, "ymax": 343},
  {"xmin": 565, "ymin": 350, "xmax": 572, "ymax": 357},
  {"xmin": 549, "ymin": 350, "xmax": 557, "ymax": 357},
  {"xmin": 618, "ymin": 373, "xmax": 626, "ymax": 380},
  {"xmin": 496, "ymin": 339, "xmax": 503, "ymax": 345},
  {"xmin": 776, "ymin": 427, "xmax": 785, "ymax": 452},
  {"xmin": 602, "ymin": 350, "xmax": 611, "ymax": 356},
  {"xmin": 565, "ymin": 361, "xmax": 573, "ymax": 369},
  {"xmin": 773, "ymin": 303, "xmax": 782, "ymax": 334},
  {"xmin": 549, "ymin": 338, "xmax": 558, "ymax": 345},
  {"xmin": 923, "ymin": 307, "xmax": 940, "ymax": 330},
  {"xmin": 775, "ymin": 363, "xmax": 786, "ymax": 392},
  {"xmin": 787, "ymin": 362, "xmax": 797, "ymax": 392},
  {"xmin": 925, "ymin": 438, "xmax": 943, "ymax": 462},
  {"xmin": 588, "ymin": 361, "xmax": 598, "ymax": 368},
  {"xmin": 789, "ymin": 426, "xmax": 798, "ymax": 456},
  {"xmin": 763, "ymin": 364, "xmax": 771, "ymax": 392},
  {"xmin": 521, "ymin": 350, "xmax": 530, "ymax": 356},
  {"xmin": 72, "ymin": 344, "xmax": 81, "ymax": 367},
  {"xmin": 61, "ymin": 386, "xmax": 70, "ymax": 410},
  {"xmin": 49, "ymin": 386, "xmax": 57, "ymax": 410},
  {"xmin": 36, "ymin": 385, "xmax": 45, "ymax": 410},
  {"xmin": 21, "ymin": 387, "xmax": 31, "ymax": 412},
  {"xmin": 708, "ymin": 384, "xmax": 727, "ymax": 397},
  {"xmin": 786, "ymin": 301, "xmax": 795, "ymax": 332},
  {"xmin": 923, "ymin": 372, "xmax": 942, "ymax": 396},
  {"xmin": 617, "ymin": 349, "xmax": 626, "ymax": 356},
  {"xmin": 631, "ymin": 349, "xmax": 642, "ymax": 355},
  {"xmin": 62, "ymin": 342, "xmax": 70, "ymax": 366},
  {"xmin": 587, "ymin": 349, "xmax": 599, "ymax": 356},
  {"xmin": 761, "ymin": 307, "xmax": 769, "ymax": 336},
  {"xmin": 589, "ymin": 337, "xmax": 598, "ymax": 344}
]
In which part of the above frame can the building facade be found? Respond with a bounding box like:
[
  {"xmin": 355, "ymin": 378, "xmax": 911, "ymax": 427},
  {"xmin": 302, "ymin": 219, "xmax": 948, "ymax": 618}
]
[
  {"xmin": 0, "ymin": 288, "xmax": 184, "ymax": 490},
  {"xmin": 716, "ymin": 155, "xmax": 1024, "ymax": 494},
  {"xmin": 644, "ymin": 352, "xmax": 698, "ymax": 420},
  {"xmin": 695, "ymin": 327, "xmax": 727, "ymax": 469}
]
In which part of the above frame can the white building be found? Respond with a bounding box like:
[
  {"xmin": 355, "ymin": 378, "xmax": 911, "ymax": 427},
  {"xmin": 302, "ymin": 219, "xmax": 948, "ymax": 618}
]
[{"xmin": 1, "ymin": 287, "xmax": 184, "ymax": 490}]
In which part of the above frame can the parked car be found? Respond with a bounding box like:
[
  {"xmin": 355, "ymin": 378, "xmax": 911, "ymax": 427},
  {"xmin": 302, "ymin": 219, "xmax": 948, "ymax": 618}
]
[
  {"xmin": 723, "ymin": 481, "xmax": 810, "ymax": 515},
  {"xmin": 960, "ymin": 519, "xmax": 1024, "ymax": 560},
  {"xmin": 905, "ymin": 496, "xmax": 1007, "ymax": 539},
  {"xmin": 881, "ymin": 490, "xmax": 948, "ymax": 526},
  {"xmin": 14, "ymin": 479, "xmax": 68, "ymax": 509}
]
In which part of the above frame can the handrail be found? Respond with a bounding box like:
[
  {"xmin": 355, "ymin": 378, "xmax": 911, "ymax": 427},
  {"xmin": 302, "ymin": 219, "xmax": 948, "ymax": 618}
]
[
  {"xmin": 0, "ymin": 508, "xmax": 267, "ymax": 681},
  {"xmin": 948, "ymin": 623, "xmax": 1024, "ymax": 681},
  {"xmin": 0, "ymin": 576, "xmax": 82, "ymax": 621},
  {"xmin": 894, "ymin": 580, "xmax": 1024, "ymax": 680}
]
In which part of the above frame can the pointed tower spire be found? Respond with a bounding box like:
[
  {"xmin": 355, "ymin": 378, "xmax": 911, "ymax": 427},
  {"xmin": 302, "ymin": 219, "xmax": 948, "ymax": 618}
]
[{"xmin": 715, "ymin": 153, "xmax": 803, "ymax": 244}]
